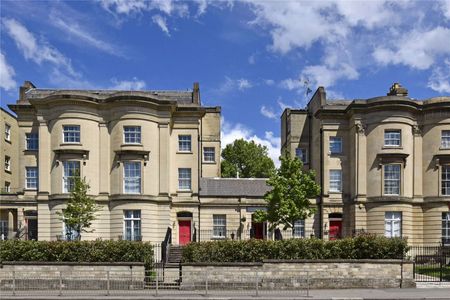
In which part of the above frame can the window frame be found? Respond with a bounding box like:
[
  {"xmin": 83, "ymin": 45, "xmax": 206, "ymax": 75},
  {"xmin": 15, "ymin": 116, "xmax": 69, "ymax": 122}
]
[
  {"xmin": 295, "ymin": 148, "xmax": 308, "ymax": 164},
  {"xmin": 26, "ymin": 133, "xmax": 39, "ymax": 151},
  {"xmin": 62, "ymin": 218, "xmax": 80, "ymax": 241},
  {"xmin": 178, "ymin": 135, "xmax": 192, "ymax": 152},
  {"xmin": 385, "ymin": 211, "xmax": 402, "ymax": 238},
  {"xmin": 25, "ymin": 167, "xmax": 38, "ymax": 190},
  {"xmin": 442, "ymin": 130, "xmax": 450, "ymax": 149},
  {"xmin": 383, "ymin": 164, "xmax": 401, "ymax": 196},
  {"xmin": 442, "ymin": 165, "xmax": 450, "ymax": 196},
  {"xmin": 123, "ymin": 161, "xmax": 141, "ymax": 194},
  {"xmin": 212, "ymin": 214, "xmax": 227, "ymax": 239},
  {"xmin": 329, "ymin": 136, "xmax": 342, "ymax": 154},
  {"xmin": 384, "ymin": 129, "xmax": 401, "ymax": 147},
  {"xmin": 329, "ymin": 169, "xmax": 342, "ymax": 193},
  {"xmin": 123, "ymin": 126, "xmax": 141, "ymax": 145},
  {"xmin": 178, "ymin": 168, "xmax": 192, "ymax": 191},
  {"xmin": 5, "ymin": 123, "xmax": 11, "ymax": 142},
  {"xmin": 63, "ymin": 161, "xmax": 80, "ymax": 193},
  {"xmin": 4, "ymin": 156, "xmax": 11, "ymax": 172},
  {"xmin": 123, "ymin": 210, "xmax": 142, "ymax": 241},
  {"xmin": 293, "ymin": 220, "xmax": 305, "ymax": 238},
  {"xmin": 62, "ymin": 125, "xmax": 80, "ymax": 144},
  {"xmin": 203, "ymin": 147, "xmax": 215, "ymax": 162},
  {"xmin": 443, "ymin": 212, "xmax": 450, "ymax": 245},
  {"xmin": 4, "ymin": 182, "xmax": 11, "ymax": 193}
]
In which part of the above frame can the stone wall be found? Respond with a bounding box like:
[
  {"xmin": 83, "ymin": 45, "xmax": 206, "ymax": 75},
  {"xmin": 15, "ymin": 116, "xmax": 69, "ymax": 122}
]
[{"xmin": 181, "ymin": 260, "xmax": 415, "ymax": 289}]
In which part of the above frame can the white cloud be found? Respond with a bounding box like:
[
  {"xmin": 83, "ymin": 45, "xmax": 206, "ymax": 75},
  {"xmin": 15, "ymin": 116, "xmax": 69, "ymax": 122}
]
[
  {"xmin": 260, "ymin": 105, "xmax": 277, "ymax": 120},
  {"xmin": 152, "ymin": 14, "xmax": 170, "ymax": 36},
  {"xmin": 3, "ymin": 18, "xmax": 77, "ymax": 77},
  {"xmin": 248, "ymin": 53, "xmax": 256, "ymax": 64},
  {"xmin": 217, "ymin": 76, "xmax": 253, "ymax": 93},
  {"xmin": 0, "ymin": 53, "xmax": 16, "ymax": 91},
  {"xmin": 99, "ymin": 0, "xmax": 148, "ymax": 15},
  {"xmin": 110, "ymin": 77, "xmax": 146, "ymax": 90},
  {"xmin": 440, "ymin": 0, "xmax": 450, "ymax": 20},
  {"xmin": 428, "ymin": 59, "xmax": 450, "ymax": 93},
  {"xmin": 279, "ymin": 78, "xmax": 302, "ymax": 91},
  {"xmin": 301, "ymin": 63, "xmax": 359, "ymax": 88},
  {"xmin": 237, "ymin": 78, "xmax": 252, "ymax": 90},
  {"xmin": 264, "ymin": 79, "xmax": 275, "ymax": 86},
  {"xmin": 221, "ymin": 118, "xmax": 281, "ymax": 166},
  {"xmin": 373, "ymin": 27, "xmax": 450, "ymax": 70}
]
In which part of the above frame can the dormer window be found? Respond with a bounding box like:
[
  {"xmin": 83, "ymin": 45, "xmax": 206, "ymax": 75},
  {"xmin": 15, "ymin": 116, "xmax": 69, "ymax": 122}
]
[
  {"xmin": 384, "ymin": 130, "xmax": 401, "ymax": 147},
  {"xmin": 63, "ymin": 125, "xmax": 80, "ymax": 143},
  {"xmin": 124, "ymin": 126, "xmax": 141, "ymax": 144}
]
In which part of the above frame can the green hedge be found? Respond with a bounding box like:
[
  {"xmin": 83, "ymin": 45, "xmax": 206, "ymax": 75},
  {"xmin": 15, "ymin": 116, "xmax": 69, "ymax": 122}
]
[
  {"xmin": 182, "ymin": 234, "xmax": 409, "ymax": 263},
  {"xmin": 0, "ymin": 240, "xmax": 153, "ymax": 267}
]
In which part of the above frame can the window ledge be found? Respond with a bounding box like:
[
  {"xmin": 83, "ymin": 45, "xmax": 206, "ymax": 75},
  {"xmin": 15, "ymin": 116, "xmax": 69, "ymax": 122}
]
[
  {"xmin": 4, "ymin": 170, "xmax": 11, "ymax": 174},
  {"xmin": 203, "ymin": 161, "xmax": 216, "ymax": 164},
  {"xmin": 24, "ymin": 149, "xmax": 38, "ymax": 153},
  {"xmin": 177, "ymin": 189, "xmax": 192, "ymax": 193},
  {"xmin": 121, "ymin": 143, "xmax": 143, "ymax": 147},
  {"xmin": 60, "ymin": 143, "xmax": 82, "ymax": 146},
  {"xmin": 177, "ymin": 151, "xmax": 193, "ymax": 154},
  {"xmin": 4, "ymin": 139, "xmax": 11, "ymax": 144},
  {"xmin": 329, "ymin": 191, "xmax": 342, "ymax": 194},
  {"xmin": 23, "ymin": 188, "xmax": 38, "ymax": 191},
  {"xmin": 439, "ymin": 147, "xmax": 450, "ymax": 151},
  {"xmin": 382, "ymin": 146, "xmax": 403, "ymax": 150}
]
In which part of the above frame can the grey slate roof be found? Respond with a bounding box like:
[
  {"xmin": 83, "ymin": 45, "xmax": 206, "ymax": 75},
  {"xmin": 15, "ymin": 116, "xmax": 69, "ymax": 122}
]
[{"xmin": 199, "ymin": 178, "xmax": 271, "ymax": 197}]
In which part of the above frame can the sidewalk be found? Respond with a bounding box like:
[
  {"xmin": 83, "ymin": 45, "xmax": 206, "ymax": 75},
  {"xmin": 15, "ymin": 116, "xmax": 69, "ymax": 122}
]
[{"xmin": 2, "ymin": 288, "xmax": 450, "ymax": 300}]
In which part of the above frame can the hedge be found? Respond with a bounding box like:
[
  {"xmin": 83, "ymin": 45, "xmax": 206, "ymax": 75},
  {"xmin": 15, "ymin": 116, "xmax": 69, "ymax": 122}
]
[
  {"xmin": 0, "ymin": 240, "xmax": 153, "ymax": 268},
  {"xmin": 182, "ymin": 234, "xmax": 409, "ymax": 263}
]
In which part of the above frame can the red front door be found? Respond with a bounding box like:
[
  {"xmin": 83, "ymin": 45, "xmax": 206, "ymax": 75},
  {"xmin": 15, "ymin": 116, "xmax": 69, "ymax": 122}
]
[
  {"xmin": 252, "ymin": 222, "xmax": 264, "ymax": 239},
  {"xmin": 179, "ymin": 220, "xmax": 191, "ymax": 245},
  {"xmin": 329, "ymin": 220, "xmax": 342, "ymax": 240}
]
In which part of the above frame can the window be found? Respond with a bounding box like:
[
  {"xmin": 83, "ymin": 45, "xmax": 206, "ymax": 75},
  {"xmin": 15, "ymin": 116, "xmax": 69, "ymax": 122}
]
[
  {"xmin": 203, "ymin": 147, "xmax": 215, "ymax": 162},
  {"xmin": 385, "ymin": 212, "xmax": 402, "ymax": 237},
  {"xmin": 4, "ymin": 156, "xmax": 10, "ymax": 172},
  {"xmin": 443, "ymin": 212, "xmax": 450, "ymax": 245},
  {"xmin": 293, "ymin": 220, "xmax": 305, "ymax": 238},
  {"xmin": 384, "ymin": 130, "xmax": 401, "ymax": 147},
  {"xmin": 443, "ymin": 166, "xmax": 450, "ymax": 196},
  {"xmin": 329, "ymin": 170, "xmax": 342, "ymax": 192},
  {"xmin": 26, "ymin": 167, "xmax": 38, "ymax": 189},
  {"xmin": 62, "ymin": 219, "xmax": 79, "ymax": 241},
  {"xmin": 26, "ymin": 133, "xmax": 39, "ymax": 150},
  {"xmin": 0, "ymin": 220, "xmax": 8, "ymax": 240},
  {"xmin": 63, "ymin": 161, "xmax": 80, "ymax": 193},
  {"xmin": 124, "ymin": 210, "xmax": 141, "ymax": 241},
  {"xmin": 384, "ymin": 164, "xmax": 401, "ymax": 195},
  {"xmin": 4, "ymin": 182, "xmax": 10, "ymax": 193},
  {"xmin": 329, "ymin": 137, "xmax": 342, "ymax": 154},
  {"xmin": 442, "ymin": 131, "xmax": 450, "ymax": 149},
  {"xmin": 178, "ymin": 168, "xmax": 191, "ymax": 190},
  {"xmin": 124, "ymin": 162, "xmax": 141, "ymax": 194},
  {"xmin": 124, "ymin": 126, "xmax": 141, "ymax": 144},
  {"xmin": 5, "ymin": 124, "xmax": 11, "ymax": 141},
  {"xmin": 178, "ymin": 135, "xmax": 191, "ymax": 152},
  {"xmin": 213, "ymin": 215, "xmax": 226, "ymax": 238},
  {"xmin": 295, "ymin": 148, "xmax": 308, "ymax": 164},
  {"xmin": 63, "ymin": 125, "xmax": 80, "ymax": 143}
]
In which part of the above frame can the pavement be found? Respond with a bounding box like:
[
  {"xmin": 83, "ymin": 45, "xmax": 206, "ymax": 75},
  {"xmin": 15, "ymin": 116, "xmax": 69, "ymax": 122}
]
[{"xmin": 2, "ymin": 287, "xmax": 450, "ymax": 300}]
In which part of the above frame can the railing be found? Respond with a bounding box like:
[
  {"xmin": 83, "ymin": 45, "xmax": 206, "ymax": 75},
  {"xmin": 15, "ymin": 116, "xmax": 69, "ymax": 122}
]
[
  {"xmin": 409, "ymin": 245, "xmax": 450, "ymax": 282},
  {"xmin": 161, "ymin": 227, "xmax": 172, "ymax": 263}
]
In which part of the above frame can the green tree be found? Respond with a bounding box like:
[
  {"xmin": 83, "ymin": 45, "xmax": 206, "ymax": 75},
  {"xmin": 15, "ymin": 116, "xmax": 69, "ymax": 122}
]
[
  {"xmin": 254, "ymin": 155, "xmax": 321, "ymax": 232},
  {"xmin": 221, "ymin": 139, "xmax": 275, "ymax": 178},
  {"xmin": 57, "ymin": 177, "xmax": 100, "ymax": 240}
]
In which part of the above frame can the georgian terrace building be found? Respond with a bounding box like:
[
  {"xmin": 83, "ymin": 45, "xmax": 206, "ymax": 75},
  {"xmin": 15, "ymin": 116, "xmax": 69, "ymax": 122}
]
[{"xmin": 281, "ymin": 83, "xmax": 450, "ymax": 246}]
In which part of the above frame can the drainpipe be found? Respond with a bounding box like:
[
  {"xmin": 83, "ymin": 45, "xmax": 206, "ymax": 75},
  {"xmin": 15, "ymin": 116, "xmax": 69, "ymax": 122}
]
[
  {"xmin": 319, "ymin": 127, "xmax": 324, "ymax": 239},
  {"xmin": 198, "ymin": 115, "xmax": 203, "ymax": 242}
]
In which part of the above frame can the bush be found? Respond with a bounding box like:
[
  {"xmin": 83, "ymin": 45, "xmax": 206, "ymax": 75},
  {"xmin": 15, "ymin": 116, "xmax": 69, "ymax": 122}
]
[
  {"xmin": 0, "ymin": 240, "xmax": 154, "ymax": 269},
  {"xmin": 182, "ymin": 234, "xmax": 409, "ymax": 263}
]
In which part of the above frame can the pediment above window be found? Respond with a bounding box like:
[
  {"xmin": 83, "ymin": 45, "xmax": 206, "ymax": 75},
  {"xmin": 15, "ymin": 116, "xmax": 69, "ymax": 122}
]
[
  {"xmin": 54, "ymin": 148, "xmax": 89, "ymax": 166},
  {"xmin": 434, "ymin": 154, "xmax": 450, "ymax": 168},
  {"xmin": 115, "ymin": 149, "xmax": 150, "ymax": 165},
  {"xmin": 377, "ymin": 153, "xmax": 409, "ymax": 168}
]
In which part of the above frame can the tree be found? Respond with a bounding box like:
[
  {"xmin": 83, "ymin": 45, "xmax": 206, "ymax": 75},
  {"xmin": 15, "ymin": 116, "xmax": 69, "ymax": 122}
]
[
  {"xmin": 253, "ymin": 155, "xmax": 321, "ymax": 232},
  {"xmin": 57, "ymin": 176, "xmax": 100, "ymax": 240},
  {"xmin": 221, "ymin": 139, "xmax": 275, "ymax": 178}
]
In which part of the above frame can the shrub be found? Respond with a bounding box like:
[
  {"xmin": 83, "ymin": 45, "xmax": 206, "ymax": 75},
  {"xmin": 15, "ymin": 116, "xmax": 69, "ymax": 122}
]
[
  {"xmin": 0, "ymin": 240, "xmax": 154, "ymax": 269},
  {"xmin": 182, "ymin": 234, "xmax": 409, "ymax": 263}
]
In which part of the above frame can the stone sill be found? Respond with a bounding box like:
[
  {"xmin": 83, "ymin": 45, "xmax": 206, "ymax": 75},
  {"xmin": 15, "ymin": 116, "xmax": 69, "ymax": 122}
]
[{"xmin": 1, "ymin": 261, "xmax": 144, "ymax": 266}]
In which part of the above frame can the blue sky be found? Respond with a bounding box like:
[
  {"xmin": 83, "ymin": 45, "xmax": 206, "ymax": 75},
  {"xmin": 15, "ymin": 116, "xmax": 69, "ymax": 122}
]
[{"xmin": 1, "ymin": 0, "xmax": 449, "ymax": 164}]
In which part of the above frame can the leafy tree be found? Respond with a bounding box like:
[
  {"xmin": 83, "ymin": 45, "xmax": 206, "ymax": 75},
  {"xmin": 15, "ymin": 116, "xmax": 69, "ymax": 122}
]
[
  {"xmin": 254, "ymin": 155, "xmax": 321, "ymax": 232},
  {"xmin": 57, "ymin": 177, "xmax": 100, "ymax": 240},
  {"xmin": 221, "ymin": 139, "xmax": 275, "ymax": 178}
]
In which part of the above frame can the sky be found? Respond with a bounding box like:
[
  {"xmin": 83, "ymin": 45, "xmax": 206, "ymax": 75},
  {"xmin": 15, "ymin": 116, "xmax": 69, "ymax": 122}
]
[{"xmin": 1, "ymin": 0, "xmax": 450, "ymax": 165}]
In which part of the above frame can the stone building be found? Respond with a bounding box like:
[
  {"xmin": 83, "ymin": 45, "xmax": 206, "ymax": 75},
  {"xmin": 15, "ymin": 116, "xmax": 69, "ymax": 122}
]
[{"xmin": 281, "ymin": 83, "xmax": 450, "ymax": 245}]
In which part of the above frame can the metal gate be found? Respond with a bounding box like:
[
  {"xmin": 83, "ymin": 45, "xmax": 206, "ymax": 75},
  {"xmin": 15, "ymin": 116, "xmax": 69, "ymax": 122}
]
[{"xmin": 411, "ymin": 246, "xmax": 450, "ymax": 282}]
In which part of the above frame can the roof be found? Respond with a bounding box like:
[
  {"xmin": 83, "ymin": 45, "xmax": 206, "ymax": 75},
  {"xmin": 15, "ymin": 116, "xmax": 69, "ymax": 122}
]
[{"xmin": 199, "ymin": 178, "xmax": 271, "ymax": 197}]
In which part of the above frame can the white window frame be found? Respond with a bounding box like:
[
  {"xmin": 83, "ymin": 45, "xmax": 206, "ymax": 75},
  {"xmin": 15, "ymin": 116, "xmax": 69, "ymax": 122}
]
[
  {"xmin": 293, "ymin": 220, "xmax": 305, "ymax": 238},
  {"xmin": 1, "ymin": 220, "xmax": 9, "ymax": 239},
  {"xmin": 385, "ymin": 212, "xmax": 402, "ymax": 238},
  {"xmin": 178, "ymin": 135, "xmax": 192, "ymax": 152},
  {"xmin": 213, "ymin": 214, "xmax": 227, "ymax": 238},
  {"xmin": 4, "ymin": 182, "xmax": 11, "ymax": 193},
  {"xmin": 295, "ymin": 148, "xmax": 308, "ymax": 164},
  {"xmin": 26, "ymin": 133, "xmax": 39, "ymax": 151},
  {"xmin": 63, "ymin": 125, "xmax": 80, "ymax": 143},
  {"xmin": 384, "ymin": 164, "xmax": 401, "ymax": 196},
  {"xmin": 123, "ymin": 162, "xmax": 141, "ymax": 194},
  {"xmin": 123, "ymin": 210, "xmax": 141, "ymax": 241},
  {"xmin": 63, "ymin": 161, "xmax": 80, "ymax": 193},
  {"xmin": 178, "ymin": 168, "xmax": 191, "ymax": 190},
  {"xmin": 329, "ymin": 137, "xmax": 342, "ymax": 154},
  {"xmin": 123, "ymin": 126, "xmax": 141, "ymax": 144},
  {"xmin": 329, "ymin": 170, "xmax": 342, "ymax": 193},
  {"xmin": 442, "ymin": 165, "xmax": 450, "ymax": 196},
  {"xmin": 5, "ymin": 123, "xmax": 11, "ymax": 141},
  {"xmin": 442, "ymin": 130, "xmax": 450, "ymax": 149},
  {"xmin": 25, "ymin": 167, "xmax": 38, "ymax": 190},
  {"xmin": 384, "ymin": 129, "xmax": 401, "ymax": 147},
  {"xmin": 62, "ymin": 218, "xmax": 79, "ymax": 241},
  {"xmin": 443, "ymin": 212, "xmax": 450, "ymax": 245},
  {"xmin": 203, "ymin": 147, "xmax": 215, "ymax": 162},
  {"xmin": 4, "ymin": 156, "xmax": 10, "ymax": 172}
]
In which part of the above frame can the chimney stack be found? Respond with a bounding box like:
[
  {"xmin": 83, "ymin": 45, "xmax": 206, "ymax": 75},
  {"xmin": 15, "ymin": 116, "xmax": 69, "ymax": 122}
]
[
  {"xmin": 387, "ymin": 82, "xmax": 408, "ymax": 97},
  {"xmin": 19, "ymin": 81, "xmax": 36, "ymax": 103},
  {"xmin": 193, "ymin": 82, "xmax": 200, "ymax": 104}
]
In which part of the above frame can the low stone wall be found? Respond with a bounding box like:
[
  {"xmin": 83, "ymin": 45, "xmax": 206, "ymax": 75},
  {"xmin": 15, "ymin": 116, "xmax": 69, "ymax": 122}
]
[
  {"xmin": 181, "ymin": 260, "xmax": 415, "ymax": 289},
  {"xmin": 0, "ymin": 262, "xmax": 146, "ymax": 290}
]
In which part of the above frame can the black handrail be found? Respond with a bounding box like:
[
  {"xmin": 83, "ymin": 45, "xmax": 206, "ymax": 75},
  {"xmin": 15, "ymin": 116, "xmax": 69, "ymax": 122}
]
[{"xmin": 161, "ymin": 227, "xmax": 172, "ymax": 263}]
